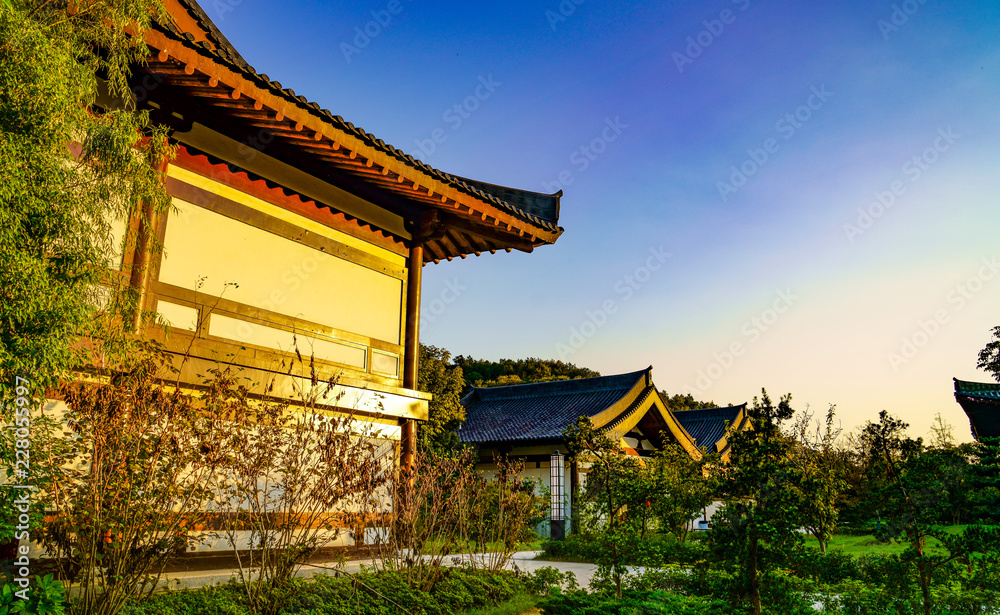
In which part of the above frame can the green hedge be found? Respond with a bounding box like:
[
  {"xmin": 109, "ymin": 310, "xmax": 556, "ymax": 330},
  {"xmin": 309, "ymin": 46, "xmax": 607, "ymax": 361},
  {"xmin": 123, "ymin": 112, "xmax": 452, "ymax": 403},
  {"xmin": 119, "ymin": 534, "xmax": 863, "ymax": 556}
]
[
  {"xmin": 120, "ymin": 567, "xmax": 559, "ymax": 615},
  {"xmin": 538, "ymin": 589, "xmax": 734, "ymax": 615},
  {"xmin": 543, "ymin": 533, "xmax": 707, "ymax": 566}
]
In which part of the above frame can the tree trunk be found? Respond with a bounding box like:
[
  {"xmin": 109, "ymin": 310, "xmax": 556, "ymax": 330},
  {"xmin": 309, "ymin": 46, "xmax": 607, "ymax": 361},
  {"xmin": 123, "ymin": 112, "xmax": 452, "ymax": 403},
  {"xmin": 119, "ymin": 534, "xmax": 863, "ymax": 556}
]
[
  {"xmin": 749, "ymin": 533, "xmax": 761, "ymax": 615},
  {"xmin": 814, "ymin": 528, "xmax": 827, "ymax": 554},
  {"xmin": 919, "ymin": 565, "xmax": 932, "ymax": 615}
]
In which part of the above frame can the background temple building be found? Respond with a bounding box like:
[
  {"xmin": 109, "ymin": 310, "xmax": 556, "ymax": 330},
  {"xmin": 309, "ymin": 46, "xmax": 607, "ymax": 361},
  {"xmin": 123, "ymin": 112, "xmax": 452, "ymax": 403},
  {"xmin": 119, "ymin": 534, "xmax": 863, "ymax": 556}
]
[
  {"xmin": 954, "ymin": 379, "xmax": 1000, "ymax": 440},
  {"xmin": 74, "ymin": 0, "xmax": 563, "ymax": 555},
  {"xmin": 459, "ymin": 368, "xmax": 750, "ymax": 533}
]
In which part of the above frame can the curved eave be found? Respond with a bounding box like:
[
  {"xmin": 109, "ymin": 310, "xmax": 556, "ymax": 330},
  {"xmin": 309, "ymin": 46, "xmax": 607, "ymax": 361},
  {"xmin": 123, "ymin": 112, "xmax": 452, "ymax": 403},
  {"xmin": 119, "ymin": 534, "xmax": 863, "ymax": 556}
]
[
  {"xmin": 140, "ymin": 26, "xmax": 563, "ymax": 263},
  {"xmin": 954, "ymin": 378, "xmax": 1000, "ymax": 440},
  {"xmin": 715, "ymin": 405, "xmax": 752, "ymax": 462},
  {"xmin": 591, "ymin": 368, "xmax": 702, "ymax": 461}
]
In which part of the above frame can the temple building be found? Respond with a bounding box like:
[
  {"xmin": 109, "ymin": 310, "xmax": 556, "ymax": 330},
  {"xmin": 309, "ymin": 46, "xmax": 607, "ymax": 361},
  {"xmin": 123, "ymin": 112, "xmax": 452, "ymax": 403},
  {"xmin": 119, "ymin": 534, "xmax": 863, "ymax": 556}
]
[
  {"xmin": 674, "ymin": 404, "xmax": 751, "ymax": 459},
  {"xmin": 82, "ymin": 0, "xmax": 562, "ymax": 554},
  {"xmin": 954, "ymin": 379, "xmax": 1000, "ymax": 440},
  {"xmin": 459, "ymin": 367, "xmax": 749, "ymax": 533}
]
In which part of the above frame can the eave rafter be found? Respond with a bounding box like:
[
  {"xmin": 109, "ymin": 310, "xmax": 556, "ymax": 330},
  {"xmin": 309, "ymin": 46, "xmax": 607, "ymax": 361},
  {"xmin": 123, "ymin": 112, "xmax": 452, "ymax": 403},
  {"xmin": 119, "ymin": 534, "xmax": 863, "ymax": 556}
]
[{"xmin": 140, "ymin": 28, "xmax": 562, "ymax": 264}]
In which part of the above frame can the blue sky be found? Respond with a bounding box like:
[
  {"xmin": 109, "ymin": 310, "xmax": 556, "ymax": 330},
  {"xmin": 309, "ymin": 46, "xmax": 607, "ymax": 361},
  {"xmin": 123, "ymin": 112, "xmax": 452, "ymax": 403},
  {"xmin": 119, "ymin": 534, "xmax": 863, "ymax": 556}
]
[{"xmin": 212, "ymin": 0, "xmax": 1000, "ymax": 441}]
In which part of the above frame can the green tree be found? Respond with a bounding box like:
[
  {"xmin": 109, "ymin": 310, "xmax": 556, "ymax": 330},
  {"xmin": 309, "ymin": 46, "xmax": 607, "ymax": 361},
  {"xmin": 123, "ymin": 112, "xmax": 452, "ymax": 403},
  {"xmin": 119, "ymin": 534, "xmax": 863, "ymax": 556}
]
[
  {"xmin": 649, "ymin": 443, "xmax": 716, "ymax": 543},
  {"xmin": 453, "ymin": 355, "xmax": 599, "ymax": 389},
  {"xmin": 972, "ymin": 436, "xmax": 1000, "ymax": 523},
  {"xmin": 790, "ymin": 404, "xmax": 847, "ymax": 553},
  {"xmin": 862, "ymin": 410, "xmax": 999, "ymax": 615},
  {"xmin": 563, "ymin": 416, "xmax": 633, "ymax": 597},
  {"xmin": 658, "ymin": 391, "xmax": 720, "ymax": 413},
  {"xmin": 417, "ymin": 344, "xmax": 466, "ymax": 453},
  {"xmin": 925, "ymin": 413, "xmax": 976, "ymax": 525},
  {"xmin": 708, "ymin": 389, "xmax": 801, "ymax": 615},
  {"xmin": 977, "ymin": 325, "xmax": 1000, "ymax": 381},
  {"xmin": 0, "ymin": 0, "xmax": 172, "ymax": 397}
]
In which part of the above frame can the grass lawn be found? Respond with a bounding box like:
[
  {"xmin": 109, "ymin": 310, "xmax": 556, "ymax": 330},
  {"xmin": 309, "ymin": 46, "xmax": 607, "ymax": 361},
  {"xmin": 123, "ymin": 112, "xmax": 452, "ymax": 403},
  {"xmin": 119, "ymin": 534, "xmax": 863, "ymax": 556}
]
[
  {"xmin": 803, "ymin": 526, "xmax": 968, "ymax": 557},
  {"xmin": 460, "ymin": 594, "xmax": 538, "ymax": 615}
]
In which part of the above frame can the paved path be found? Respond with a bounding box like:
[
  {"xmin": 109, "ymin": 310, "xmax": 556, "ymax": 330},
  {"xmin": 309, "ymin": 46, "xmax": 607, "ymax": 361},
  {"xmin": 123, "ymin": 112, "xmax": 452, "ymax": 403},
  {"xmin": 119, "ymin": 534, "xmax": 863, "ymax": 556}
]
[
  {"xmin": 507, "ymin": 551, "xmax": 598, "ymax": 587},
  {"xmin": 159, "ymin": 550, "xmax": 600, "ymax": 591}
]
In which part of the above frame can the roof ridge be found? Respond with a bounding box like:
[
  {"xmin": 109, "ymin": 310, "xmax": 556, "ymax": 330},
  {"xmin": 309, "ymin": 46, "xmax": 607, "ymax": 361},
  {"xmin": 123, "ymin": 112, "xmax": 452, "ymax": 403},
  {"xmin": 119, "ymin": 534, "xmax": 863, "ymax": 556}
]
[
  {"xmin": 674, "ymin": 403, "xmax": 747, "ymax": 415},
  {"xmin": 467, "ymin": 368, "xmax": 648, "ymax": 399},
  {"xmin": 955, "ymin": 378, "xmax": 1000, "ymax": 393}
]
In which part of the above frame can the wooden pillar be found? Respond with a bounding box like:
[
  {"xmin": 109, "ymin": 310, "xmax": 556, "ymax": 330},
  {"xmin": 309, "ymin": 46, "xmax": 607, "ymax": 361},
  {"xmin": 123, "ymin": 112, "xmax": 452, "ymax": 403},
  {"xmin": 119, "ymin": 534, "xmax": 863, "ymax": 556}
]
[
  {"xmin": 403, "ymin": 244, "xmax": 422, "ymax": 389},
  {"xmin": 128, "ymin": 156, "xmax": 168, "ymax": 332},
  {"xmin": 128, "ymin": 201, "xmax": 159, "ymax": 331},
  {"xmin": 570, "ymin": 459, "xmax": 580, "ymax": 534},
  {"xmin": 400, "ymin": 243, "xmax": 423, "ymax": 469}
]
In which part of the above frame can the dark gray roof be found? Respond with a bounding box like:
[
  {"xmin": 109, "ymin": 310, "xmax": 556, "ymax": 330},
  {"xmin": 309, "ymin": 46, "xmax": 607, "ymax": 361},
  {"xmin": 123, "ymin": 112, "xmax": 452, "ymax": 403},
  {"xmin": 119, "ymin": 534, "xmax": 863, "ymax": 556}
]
[
  {"xmin": 456, "ymin": 176, "xmax": 560, "ymax": 224},
  {"xmin": 459, "ymin": 369, "xmax": 649, "ymax": 445},
  {"xmin": 673, "ymin": 405, "xmax": 747, "ymax": 450},
  {"xmin": 954, "ymin": 378, "xmax": 1000, "ymax": 440}
]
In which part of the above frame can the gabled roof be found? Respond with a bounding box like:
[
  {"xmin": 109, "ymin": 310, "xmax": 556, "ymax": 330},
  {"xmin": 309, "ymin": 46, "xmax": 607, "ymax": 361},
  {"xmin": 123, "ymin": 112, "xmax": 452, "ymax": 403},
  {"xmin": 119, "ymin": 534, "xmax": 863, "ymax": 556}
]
[
  {"xmin": 460, "ymin": 369, "xmax": 648, "ymax": 443},
  {"xmin": 674, "ymin": 404, "xmax": 749, "ymax": 454},
  {"xmin": 954, "ymin": 378, "xmax": 1000, "ymax": 440},
  {"xmin": 460, "ymin": 367, "xmax": 704, "ymax": 459},
  {"xmin": 141, "ymin": 1, "xmax": 562, "ymax": 263}
]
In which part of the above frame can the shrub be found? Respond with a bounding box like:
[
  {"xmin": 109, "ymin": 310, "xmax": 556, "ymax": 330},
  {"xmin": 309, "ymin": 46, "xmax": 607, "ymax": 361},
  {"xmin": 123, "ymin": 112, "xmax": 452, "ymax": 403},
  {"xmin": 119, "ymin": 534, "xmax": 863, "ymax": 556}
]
[
  {"xmin": 118, "ymin": 583, "xmax": 247, "ymax": 615},
  {"xmin": 538, "ymin": 589, "xmax": 734, "ymax": 615},
  {"xmin": 543, "ymin": 533, "xmax": 707, "ymax": 567},
  {"xmin": 543, "ymin": 534, "xmax": 600, "ymax": 562},
  {"xmin": 121, "ymin": 567, "xmax": 545, "ymax": 615},
  {"xmin": 523, "ymin": 566, "xmax": 578, "ymax": 597},
  {"xmin": 0, "ymin": 576, "xmax": 67, "ymax": 615},
  {"xmin": 782, "ymin": 547, "xmax": 860, "ymax": 584}
]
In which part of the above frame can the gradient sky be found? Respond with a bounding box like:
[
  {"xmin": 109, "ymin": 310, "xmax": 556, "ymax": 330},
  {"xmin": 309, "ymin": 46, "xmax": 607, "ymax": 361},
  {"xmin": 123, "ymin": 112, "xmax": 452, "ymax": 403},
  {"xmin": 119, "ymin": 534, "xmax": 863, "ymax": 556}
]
[{"xmin": 211, "ymin": 0, "xmax": 1000, "ymax": 442}]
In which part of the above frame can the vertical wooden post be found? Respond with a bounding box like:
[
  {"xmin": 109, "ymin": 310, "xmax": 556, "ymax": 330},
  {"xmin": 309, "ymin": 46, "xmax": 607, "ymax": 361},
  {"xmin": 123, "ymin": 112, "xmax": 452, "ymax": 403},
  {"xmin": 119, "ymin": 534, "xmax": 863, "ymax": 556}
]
[
  {"xmin": 128, "ymin": 156, "xmax": 168, "ymax": 332},
  {"xmin": 570, "ymin": 459, "xmax": 580, "ymax": 534},
  {"xmin": 400, "ymin": 243, "xmax": 423, "ymax": 469},
  {"xmin": 128, "ymin": 203, "xmax": 158, "ymax": 331}
]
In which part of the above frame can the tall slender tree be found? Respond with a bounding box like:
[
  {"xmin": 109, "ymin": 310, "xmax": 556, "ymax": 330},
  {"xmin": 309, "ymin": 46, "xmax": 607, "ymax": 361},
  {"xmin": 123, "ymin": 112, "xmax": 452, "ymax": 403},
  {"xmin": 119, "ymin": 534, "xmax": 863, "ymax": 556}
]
[{"xmin": 709, "ymin": 389, "xmax": 800, "ymax": 615}]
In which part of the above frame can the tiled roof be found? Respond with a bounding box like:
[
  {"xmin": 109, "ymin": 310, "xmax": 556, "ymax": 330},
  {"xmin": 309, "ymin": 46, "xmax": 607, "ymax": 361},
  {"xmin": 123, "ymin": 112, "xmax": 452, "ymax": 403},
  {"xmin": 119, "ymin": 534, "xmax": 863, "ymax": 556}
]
[
  {"xmin": 153, "ymin": 2, "xmax": 562, "ymax": 234},
  {"xmin": 673, "ymin": 405, "xmax": 747, "ymax": 450},
  {"xmin": 174, "ymin": 0, "xmax": 247, "ymax": 65},
  {"xmin": 954, "ymin": 379, "xmax": 1000, "ymax": 400},
  {"xmin": 459, "ymin": 369, "xmax": 649, "ymax": 444},
  {"xmin": 954, "ymin": 378, "xmax": 1000, "ymax": 440}
]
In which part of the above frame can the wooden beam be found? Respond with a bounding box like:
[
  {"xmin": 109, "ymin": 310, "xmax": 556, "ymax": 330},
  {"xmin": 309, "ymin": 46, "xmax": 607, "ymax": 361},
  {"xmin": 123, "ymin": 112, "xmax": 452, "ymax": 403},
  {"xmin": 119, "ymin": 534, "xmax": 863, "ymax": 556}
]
[{"xmin": 140, "ymin": 34, "xmax": 562, "ymax": 246}]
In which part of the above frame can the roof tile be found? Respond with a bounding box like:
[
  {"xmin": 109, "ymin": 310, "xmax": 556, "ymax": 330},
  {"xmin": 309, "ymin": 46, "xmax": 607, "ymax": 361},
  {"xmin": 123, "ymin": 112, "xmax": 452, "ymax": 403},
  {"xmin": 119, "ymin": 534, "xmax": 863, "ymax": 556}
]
[{"xmin": 459, "ymin": 369, "xmax": 649, "ymax": 444}]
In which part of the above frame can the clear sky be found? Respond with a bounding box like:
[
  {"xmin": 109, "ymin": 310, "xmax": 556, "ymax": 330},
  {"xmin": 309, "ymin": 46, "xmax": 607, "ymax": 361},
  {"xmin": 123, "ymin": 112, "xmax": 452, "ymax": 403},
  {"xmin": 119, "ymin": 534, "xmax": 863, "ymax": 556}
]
[{"xmin": 211, "ymin": 0, "xmax": 1000, "ymax": 442}]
